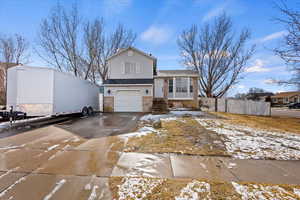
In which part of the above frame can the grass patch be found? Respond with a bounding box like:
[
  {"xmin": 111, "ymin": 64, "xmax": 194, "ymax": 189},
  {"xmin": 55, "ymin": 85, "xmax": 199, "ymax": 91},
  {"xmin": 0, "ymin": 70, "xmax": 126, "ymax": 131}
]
[
  {"xmin": 109, "ymin": 176, "xmax": 300, "ymax": 199},
  {"xmin": 213, "ymin": 112, "xmax": 300, "ymax": 134},
  {"xmin": 124, "ymin": 118, "xmax": 228, "ymax": 156}
]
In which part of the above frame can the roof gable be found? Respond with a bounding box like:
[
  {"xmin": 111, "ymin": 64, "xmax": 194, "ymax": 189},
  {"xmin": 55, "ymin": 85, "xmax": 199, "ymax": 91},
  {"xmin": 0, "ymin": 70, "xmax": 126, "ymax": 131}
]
[{"xmin": 107, "ymin": 47, "xmax": 156, "ymax": 61}]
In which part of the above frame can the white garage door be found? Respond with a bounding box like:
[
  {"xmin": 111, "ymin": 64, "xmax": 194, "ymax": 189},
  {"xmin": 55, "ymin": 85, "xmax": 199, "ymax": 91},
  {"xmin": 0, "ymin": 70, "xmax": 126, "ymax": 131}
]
[{"xmin": 115, "ymin": 90, "xmax": 142, "ymax": 112}]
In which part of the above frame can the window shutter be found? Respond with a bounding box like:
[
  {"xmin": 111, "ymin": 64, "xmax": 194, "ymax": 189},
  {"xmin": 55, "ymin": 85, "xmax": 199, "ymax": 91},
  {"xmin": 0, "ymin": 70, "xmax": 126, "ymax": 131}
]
[
  {"xmin": 136, "ymin": 63, "xmax": 141, "ymax": 73},
  {"xmin": 122, "ymin": 62, "xmax": 125, "ymax": 74}
]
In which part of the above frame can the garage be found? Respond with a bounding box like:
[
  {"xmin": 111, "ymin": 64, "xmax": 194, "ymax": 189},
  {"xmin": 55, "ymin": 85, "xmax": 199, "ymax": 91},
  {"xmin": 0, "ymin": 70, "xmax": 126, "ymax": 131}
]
[{"xmin": 115, "ymin": 90, "xmax": 142, "ymax": 112}]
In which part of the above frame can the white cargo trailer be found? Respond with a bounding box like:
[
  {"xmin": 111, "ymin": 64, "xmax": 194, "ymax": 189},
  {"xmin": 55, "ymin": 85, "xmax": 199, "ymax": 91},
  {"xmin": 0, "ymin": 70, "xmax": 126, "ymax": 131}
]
[{"xmin": 7, "ymin": 65, "xmax": 100, "ymax": 116}]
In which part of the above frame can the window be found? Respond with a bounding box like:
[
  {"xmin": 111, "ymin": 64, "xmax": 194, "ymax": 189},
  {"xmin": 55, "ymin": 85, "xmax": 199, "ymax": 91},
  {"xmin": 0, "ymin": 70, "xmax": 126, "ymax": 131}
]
[
  {"xmin": 169, "ymin": 79, "xmax": 173, "ymax": 93},
  {"xmin": 124, "ymin": 62, "xmax": 137, "ymax": 74},
  {"xmin": 190, "ymin": 78, "xmax": 193, "ymax": 93},
  {"xmin": 285, "ymin": 98, "xmax": 289, "ymax": 103},
  {"xmin": 175, "ymin": 77, "xmax": 188, "ymax": 93}
]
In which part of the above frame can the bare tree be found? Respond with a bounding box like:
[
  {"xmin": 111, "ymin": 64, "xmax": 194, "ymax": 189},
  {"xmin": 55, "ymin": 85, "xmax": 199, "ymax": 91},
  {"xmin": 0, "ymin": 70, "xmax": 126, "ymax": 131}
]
[
  {"xmin": 273, "ymin": 1, "xmax": 300, "ymax": 90},
  {"xmin": 38, "ymin": 4, "xmax": 136, "ymax": 84},
  {"xmin": 37, "ymin": 4, "xmax": 83, "ymax": 77},
  {"xmin": 178, "ymin": 14, "xmax": 255, "ymax": 97},
  {"xmin": 0, "ymin": 34, "xmax": 29, "ymax": 104},
  {"xmin": 82, "ymin": 21, "xmax": 136, "ymax": 83}
]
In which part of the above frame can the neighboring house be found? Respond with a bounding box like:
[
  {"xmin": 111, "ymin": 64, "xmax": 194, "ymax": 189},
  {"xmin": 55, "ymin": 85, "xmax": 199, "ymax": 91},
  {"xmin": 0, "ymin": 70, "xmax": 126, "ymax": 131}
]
[
  {"xmin": 245, "ymin": 92, "xmax": 274, "ymax": 101},
  {"xmin": 0, "ymin": 62, "xmax": 18, "ymax": 105},
  {"xmin": 271, "ymin": 91, "xmax": 300, "ymax": 106},
  {"xmin": 103, "ymin": 47, "xmax": 199, "ymax": 112}
]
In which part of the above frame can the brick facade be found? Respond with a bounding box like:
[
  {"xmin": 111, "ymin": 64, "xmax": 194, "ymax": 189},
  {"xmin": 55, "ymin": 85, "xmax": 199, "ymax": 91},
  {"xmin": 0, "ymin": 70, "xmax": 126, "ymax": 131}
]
[
  {"xmin": 143, "ymin": 96, "xmax": 153, "ymax": 112},
  {"xmin": 104, "ymin": 96, "xmax": 114, "ymax": 112}
]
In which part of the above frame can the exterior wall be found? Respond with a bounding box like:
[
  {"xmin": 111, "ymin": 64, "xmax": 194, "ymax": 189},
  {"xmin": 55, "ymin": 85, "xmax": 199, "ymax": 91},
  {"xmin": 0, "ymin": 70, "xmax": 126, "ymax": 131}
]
[
  {"xmin": 143, "ymin": 96, "xmax": 153, "ymax": 112},
  {"xmin": 104, "ymin": 85, "xmax": 153, "ymax": 112},
  {"xmin": 104, "ymin": 96, "xmax": 114, "ymax": 112},
  {"xmin": 154, "ymin": 78, "xmax": 164, "ymax": 98},
  {"xmin": 108, "ymin": 49, "xmax": 153, "ymax": 79}
]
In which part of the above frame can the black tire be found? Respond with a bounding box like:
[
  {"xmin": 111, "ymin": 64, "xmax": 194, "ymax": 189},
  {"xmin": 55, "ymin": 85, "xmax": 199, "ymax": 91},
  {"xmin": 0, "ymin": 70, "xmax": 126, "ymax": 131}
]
[
  {"xmin": 81, "ymin": 107, "xmax": 89, "ymax": 116},
  {"xmin": 87, "ymin": 107, "xmax": 94, "ymax": 116}
]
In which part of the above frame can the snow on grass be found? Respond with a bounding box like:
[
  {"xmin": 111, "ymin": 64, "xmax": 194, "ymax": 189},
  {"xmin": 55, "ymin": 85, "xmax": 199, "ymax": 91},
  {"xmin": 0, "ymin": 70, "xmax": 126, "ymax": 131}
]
[
  {"xmin": 232, "ymin": 182, "xmax": 300, "ymax": 200},
  {"xmin": 0, "ymin": 176, "xmax": 26, "ymax": 197},
  {"xmin": 121, "ymin": 126, "xmax": 160, "ymax": 138},
  {"xmin": 117, "ymin": 177, "xmax": 163, "ymax": 200},
  {"xmin": 197, "ymin": 119, "xmax": 300, "ymax": 160},
  {"xmin": 140, "ymin": 111, "xmax": 204, "ymax": 122},
  {"xmin": 294, "ymin": 188, "xmax": 300, "ymax": 197},
  {"xmin": 175, "ymin": 180, "xmax": 211, "ymax": 200},
  {"xmin": 43, "ymin": 179, "xmax": 66, "ymax": 200},
  {"xmin": 87, "ymin": 185, "xmax": 99, "ymax": 200}
]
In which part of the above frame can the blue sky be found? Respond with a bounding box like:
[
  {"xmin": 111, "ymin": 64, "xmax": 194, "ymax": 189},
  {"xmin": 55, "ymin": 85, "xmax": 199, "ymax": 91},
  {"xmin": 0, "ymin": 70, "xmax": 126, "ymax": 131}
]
[{"xmin": 0, "ymin": 0, "xmax": 298, "ymax": 95}]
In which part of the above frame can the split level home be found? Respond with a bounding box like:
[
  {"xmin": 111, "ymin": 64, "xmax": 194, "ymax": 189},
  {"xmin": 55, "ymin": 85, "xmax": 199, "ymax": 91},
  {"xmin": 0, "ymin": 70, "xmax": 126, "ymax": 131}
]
[
  {"xmin": 271, "ymin": 91, "xmax": 300, "ymax": 106},
  {"xmin": 103, "ymin": 47, "xmax": 199, "ymax": 112}
]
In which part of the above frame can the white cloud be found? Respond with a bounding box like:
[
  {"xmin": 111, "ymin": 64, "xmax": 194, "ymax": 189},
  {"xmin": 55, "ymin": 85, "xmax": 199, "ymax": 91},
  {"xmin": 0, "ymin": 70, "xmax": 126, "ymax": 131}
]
[
  {"xmin": 263, "ymin": 79, "xmax": 279, "ymax": 84},
  {"xmin": 202, "ymin": 3, "xmax": 226, "ymax": 22},
  {"xmin": 103, "ymin": 0, "xmax": 132, "ymax": 16},
  {"xmin": 245, "ymin": 59, "xmax": 271, "ymax": 73},
  {"xmin": 140, "ymin": 25, "xmax": 172, "ymax": 45},
  {"xmin": 259, "ymin": 31, "xmax": 287, "ymax": 43}
]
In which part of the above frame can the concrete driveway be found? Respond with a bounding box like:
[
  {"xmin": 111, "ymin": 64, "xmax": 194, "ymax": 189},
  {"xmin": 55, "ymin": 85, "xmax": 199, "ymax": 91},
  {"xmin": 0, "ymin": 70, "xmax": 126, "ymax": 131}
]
[{"xmin": 56, "ymin": 113, "xmax": 143, "ymax": 139}]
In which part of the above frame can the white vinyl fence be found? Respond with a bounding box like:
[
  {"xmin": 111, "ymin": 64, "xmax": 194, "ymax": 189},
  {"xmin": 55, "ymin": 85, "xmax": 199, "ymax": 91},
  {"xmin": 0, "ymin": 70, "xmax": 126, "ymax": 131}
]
[{"xmin": 199, "ymin": 97, "xmax": 271, "ymax": 116}]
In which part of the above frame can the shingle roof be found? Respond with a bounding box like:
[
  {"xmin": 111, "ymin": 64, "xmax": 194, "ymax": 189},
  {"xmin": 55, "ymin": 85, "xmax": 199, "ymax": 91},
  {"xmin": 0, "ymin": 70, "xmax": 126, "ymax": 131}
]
[
  {"xmin": 271, "ymin": 91, "xmax": 300, "ymax": 98},
  {"xmin": 156, "ymin": 70, "xmax": 199, "ymax": 77}
]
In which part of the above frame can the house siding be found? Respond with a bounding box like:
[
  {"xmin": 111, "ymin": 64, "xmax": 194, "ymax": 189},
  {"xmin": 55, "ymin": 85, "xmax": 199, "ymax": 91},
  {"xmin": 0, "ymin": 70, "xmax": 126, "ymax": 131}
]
[{"xmin": 108, "ymin": 50, "xmax": 153, "ymax": 79}]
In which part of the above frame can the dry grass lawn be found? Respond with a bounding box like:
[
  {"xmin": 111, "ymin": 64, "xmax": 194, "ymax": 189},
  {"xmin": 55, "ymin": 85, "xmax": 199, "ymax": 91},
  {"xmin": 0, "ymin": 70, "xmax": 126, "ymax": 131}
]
[
  {"xmin": 109, "ymin": 176, "xmax": 300, "ymax": 200},
  {"xmin": 213, "ymin": 112, "xmax": 300, "ymax": 134},
  {"xmin": 124, "ymin": 118, "xmax": 228, "ymax": 156}
]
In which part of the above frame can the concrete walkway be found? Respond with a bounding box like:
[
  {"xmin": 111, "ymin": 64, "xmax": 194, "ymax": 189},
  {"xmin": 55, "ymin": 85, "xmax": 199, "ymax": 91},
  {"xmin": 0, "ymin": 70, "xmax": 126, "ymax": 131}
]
[{"xmin": 110, "ymin": 152, "xmax": 300, "ymax": 185}]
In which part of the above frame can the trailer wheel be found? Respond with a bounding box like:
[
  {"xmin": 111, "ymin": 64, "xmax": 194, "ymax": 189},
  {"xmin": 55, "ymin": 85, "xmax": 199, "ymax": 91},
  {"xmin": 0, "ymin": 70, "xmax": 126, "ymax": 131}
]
[
  {"xmin": 81, "ymin": 107, "xmax": 89, "ymax": 116},
  {"xmin": 88, "ymin": 107, "xmax": 94, "ymax": 116}
]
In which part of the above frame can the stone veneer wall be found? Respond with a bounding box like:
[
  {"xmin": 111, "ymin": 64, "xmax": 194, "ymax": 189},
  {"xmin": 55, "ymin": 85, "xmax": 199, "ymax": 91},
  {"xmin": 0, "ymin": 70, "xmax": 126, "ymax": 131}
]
[
  {"xmin": 104, "ymin": 96, "xmax": 114, "ymax": 112},
  {"xmin": 143, "ymin": 96, "xmax": 153, "ymax": 112}
]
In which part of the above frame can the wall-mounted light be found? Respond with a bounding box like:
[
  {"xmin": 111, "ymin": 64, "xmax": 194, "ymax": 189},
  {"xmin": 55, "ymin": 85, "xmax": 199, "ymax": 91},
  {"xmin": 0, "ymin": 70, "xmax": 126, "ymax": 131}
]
[
  {"xmin": 107, "ymin": 89, "xmax": 111, "ymax": 94},
  {"xmin": 145, "ymin": 89, "xmax": 149, "ymax": 94}
]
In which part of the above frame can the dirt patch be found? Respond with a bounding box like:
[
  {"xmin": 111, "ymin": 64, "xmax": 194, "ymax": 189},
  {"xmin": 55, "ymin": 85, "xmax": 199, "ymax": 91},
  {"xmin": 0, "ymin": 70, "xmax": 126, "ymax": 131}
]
[
  {"xmin": 213, "ymin": 112, "xmax": 300, "ymax": 134},
  {"xmin": 124, "ymin": 118, "xmax": 228, "ymax": 156},
  {"xmin": 109, "ymin": 177, "xmax": 300, "ymax": 199}
]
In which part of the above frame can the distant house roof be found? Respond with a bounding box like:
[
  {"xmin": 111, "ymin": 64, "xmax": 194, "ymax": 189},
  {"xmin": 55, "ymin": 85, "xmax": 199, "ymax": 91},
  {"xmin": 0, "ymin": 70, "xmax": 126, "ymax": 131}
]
[
  {"xmin": 156, "ymin": 70, "xmax": 199, "ymax": 77},
  {"xmin": 271, "ymin": 91, "xmax": 300, "ymax": 98},
  {"xmin": 107, "ymin": 46, "xmax": 157, "ymax": 61}
]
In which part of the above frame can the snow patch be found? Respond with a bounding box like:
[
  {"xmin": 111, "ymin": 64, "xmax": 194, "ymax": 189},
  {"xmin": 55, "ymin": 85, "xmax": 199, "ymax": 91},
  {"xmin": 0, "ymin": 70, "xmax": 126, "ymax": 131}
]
[
  {"xmin": 197, "ymin": 119, "xmax": 300, "ymax": 160},
  {"xmin": 43, "ymin": 179, "xmax": 66, "ymax": 200},
  {"xmin": 175, "ymin": 180, "xmax": 211, "ymax": 200},
  {"xmin": 232, "ymin": 182, "xmax": 300, "ymax": 200},
  {"xmin": 87, "ymin": 185, "xmax": 99, "ymax": 200},
  {"xmin": 121, "ymin": 126, "xmax": 159, "ymax": 138},
  {"xmin": 117, "ymin": 177, "xmax": 163, "ymax": 200},
  {"xmin": 140, "ymin": 111, "xmax": 204, "ymax": 122}
]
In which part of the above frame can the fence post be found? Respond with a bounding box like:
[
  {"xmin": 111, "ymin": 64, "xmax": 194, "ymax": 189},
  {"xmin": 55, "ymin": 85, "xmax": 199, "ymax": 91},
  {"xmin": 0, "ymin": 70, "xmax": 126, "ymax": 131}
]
[
  {"xmin": 225, "ymin": 98, "xmax": 228, "ymax": 113},
  {"xmin": 215, "ymin": 98, "xmax": 218, "ymax": 112}
]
